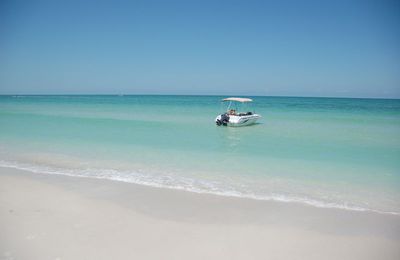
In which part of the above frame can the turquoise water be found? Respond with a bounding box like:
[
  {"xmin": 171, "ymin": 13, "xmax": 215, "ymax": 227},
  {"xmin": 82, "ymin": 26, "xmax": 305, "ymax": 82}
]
[{"xmin": 1, "ymin": 95, "xmax": 400, "ymax": 214}]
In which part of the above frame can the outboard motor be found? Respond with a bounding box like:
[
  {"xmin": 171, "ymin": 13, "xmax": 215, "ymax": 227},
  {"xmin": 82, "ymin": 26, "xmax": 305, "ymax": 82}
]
[{"xmin": 216, "ymin": 113, "xmax": 230, "ymax": 126}]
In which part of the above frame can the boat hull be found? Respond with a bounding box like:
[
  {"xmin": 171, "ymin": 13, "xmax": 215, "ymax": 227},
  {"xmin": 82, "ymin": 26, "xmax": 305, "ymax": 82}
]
[{"xmin": 215, "ymin": 114, "xmax": 261, "ymax": 127}]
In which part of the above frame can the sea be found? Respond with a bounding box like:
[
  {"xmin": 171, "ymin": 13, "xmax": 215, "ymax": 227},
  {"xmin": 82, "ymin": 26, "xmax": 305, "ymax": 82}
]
[{"xmin": 0, "ymin": 95, "xmax": 399, "ymax": 214}]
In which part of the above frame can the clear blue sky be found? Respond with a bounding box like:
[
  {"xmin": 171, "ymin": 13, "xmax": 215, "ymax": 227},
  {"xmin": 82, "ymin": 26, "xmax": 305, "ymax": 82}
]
[{"xmin": 0, "ymin": 0, "xmax": 399, "ymax": 98}]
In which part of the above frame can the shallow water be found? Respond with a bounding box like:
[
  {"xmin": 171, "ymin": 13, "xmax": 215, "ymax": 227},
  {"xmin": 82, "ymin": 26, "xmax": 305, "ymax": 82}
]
[{"xmin": 1, "ymin": 95, "xmax": 399, "ymax": 214}]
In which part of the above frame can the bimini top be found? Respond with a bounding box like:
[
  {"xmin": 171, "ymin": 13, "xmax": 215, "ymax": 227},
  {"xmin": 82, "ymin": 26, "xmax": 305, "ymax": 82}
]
[{"xmin": 222, "ymin": 97, "xmax": 253, "ymax": 102}]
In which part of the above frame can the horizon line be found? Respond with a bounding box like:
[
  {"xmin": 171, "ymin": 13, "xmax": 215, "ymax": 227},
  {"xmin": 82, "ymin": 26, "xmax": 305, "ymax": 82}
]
[{"xmin": 0, "ymin": 93, "xmax": 399, "ymax": 100}]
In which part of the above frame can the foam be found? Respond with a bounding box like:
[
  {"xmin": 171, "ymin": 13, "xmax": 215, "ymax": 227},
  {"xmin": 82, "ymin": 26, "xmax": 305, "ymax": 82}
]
[{"xmin": 0, "ymin": 159, "xmax": 398, "ymax": 216}]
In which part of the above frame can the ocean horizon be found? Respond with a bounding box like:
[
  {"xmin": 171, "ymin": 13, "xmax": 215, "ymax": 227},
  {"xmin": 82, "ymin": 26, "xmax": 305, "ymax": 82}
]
[
  {"xmin": 1, "ymin": 95, "xmax": 399, "ymax": 214},
  {"xmin": 2, "ymin": 94, "xmax": 399, "ymax": 100}
]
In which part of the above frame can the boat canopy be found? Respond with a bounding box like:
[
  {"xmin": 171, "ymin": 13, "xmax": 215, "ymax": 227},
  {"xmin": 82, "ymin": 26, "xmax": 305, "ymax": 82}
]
[{"xmin": 222, "ymin": 97, "xmax": 253, "ymax": 102}]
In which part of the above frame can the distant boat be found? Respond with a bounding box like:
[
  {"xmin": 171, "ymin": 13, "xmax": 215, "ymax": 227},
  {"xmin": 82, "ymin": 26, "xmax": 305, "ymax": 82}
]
[{"xmin": 215, "ymin": 97, "xmax": 261, "ymax": 127}]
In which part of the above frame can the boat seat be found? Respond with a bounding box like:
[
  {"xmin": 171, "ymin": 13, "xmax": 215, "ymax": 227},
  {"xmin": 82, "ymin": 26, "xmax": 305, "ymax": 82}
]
[{"xmin": 238, "ymin": 112, "xmax": 253, "ymax": 116}]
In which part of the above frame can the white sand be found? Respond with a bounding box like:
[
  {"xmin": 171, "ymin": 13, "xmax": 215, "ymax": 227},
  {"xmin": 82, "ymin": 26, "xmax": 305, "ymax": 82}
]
[{"xmin": 1, "ymin": 166, "xmax": 399, "ymax": 260}]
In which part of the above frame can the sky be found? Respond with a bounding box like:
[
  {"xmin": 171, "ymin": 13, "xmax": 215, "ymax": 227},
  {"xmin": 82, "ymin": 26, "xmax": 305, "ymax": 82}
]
[{"xmin": 0, "ymin": 0, "xmax": 399, "ymax": 98}]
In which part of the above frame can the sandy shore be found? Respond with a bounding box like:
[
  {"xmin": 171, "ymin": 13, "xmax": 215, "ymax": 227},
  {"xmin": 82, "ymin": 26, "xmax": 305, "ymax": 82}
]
[{"xmin": 1, "ymin": 167, "xmax": 399, "ymax": 260}]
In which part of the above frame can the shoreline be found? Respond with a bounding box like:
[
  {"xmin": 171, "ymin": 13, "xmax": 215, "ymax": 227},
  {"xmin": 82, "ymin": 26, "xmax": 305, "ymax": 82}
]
[
  {"xmin": 1, "ymin": 166, "xmax": 400, "ymax": 259},
  {"xmin": 1, "ymin": 161, "xmax": 397, "ymax": 216}
]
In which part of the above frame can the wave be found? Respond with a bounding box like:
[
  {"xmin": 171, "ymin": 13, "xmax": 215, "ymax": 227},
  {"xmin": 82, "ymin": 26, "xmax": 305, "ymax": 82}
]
[{"xmin": 0, "ymin": 159, "xmax": 398, "ymax": 216}]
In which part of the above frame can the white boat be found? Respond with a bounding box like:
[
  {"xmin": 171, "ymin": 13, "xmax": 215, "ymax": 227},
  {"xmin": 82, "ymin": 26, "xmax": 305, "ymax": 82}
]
[{"xmin": 215, "ymin": 97, "xmax": 261, "ymax": 127}]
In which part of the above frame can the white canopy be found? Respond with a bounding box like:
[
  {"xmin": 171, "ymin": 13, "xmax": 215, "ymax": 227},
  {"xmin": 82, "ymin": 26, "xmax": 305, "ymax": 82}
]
[{"xmin": 222, "ymin": 97, "xmax": 253, "ymax": 102}]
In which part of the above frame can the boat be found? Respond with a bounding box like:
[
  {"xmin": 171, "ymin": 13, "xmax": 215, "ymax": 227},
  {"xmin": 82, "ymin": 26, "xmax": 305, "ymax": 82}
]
[{"xmin": 215, "ymin": 97, "xmax": 261, "ymax": 127}]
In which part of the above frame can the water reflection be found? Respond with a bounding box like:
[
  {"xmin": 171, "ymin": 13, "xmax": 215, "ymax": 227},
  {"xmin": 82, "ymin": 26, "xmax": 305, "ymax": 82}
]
[{"xmin": 216, "ymin": 123, "xmax": 263, "ymax": 152}]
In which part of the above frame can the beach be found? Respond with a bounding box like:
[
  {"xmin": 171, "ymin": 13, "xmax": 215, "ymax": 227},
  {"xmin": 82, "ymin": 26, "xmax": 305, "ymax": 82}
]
[
  {"xmin": 1, "ymin": 95, "xmax": 400, "ymax": 259},
  {"xmin": 1, "ymin": 166, "xmax": 399, "ymax": 260},
  {"xmin": 2, "ymin": 0, "xmax": 400, "ymax": 258}
]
